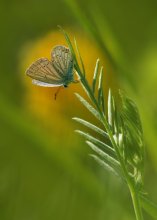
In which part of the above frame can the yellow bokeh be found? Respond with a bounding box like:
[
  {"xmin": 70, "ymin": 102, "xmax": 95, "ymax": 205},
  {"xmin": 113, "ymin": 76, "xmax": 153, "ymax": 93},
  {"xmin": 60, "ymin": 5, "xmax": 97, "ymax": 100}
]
[{"xmin": 20, "ymin": 28, "xmax": 113, "ymax": 144}]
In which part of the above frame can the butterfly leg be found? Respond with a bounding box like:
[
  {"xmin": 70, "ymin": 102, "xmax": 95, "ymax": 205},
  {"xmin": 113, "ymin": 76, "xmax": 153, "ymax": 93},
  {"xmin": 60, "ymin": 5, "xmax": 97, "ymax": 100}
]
[{"xmin": 54, "ymin": 86, "xmax": 62, "ymax": 100}]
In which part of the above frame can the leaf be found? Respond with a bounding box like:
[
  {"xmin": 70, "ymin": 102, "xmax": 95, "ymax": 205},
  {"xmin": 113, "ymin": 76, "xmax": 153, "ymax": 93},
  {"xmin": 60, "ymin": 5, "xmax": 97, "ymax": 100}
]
[
  {"xmin": 90, "ymin": 154, "xmax": 119, "ymax": 176},
  {"xmin": 108, "ymin": 89, "xmax": 115, "ymax": 132},
  {"xmin": 58, "ymin": 26, "xmax": 75, "ymax": 59},
  {"xmin": 101, "ymin": 88, "xmax": 105, "ymax": 113},
  {"xmin": 87, "ymin": 141, "xmax": 123, "ymax": 178},
  {"xmin": 120, "ymin": 91, "xmax": 145, "ymax": 167},
  {"xmin": 86, "ymin": 141, "xmax": 120, "ymax": 167},
  {"xmin": 74, "ymin": 38, "xmax": 85, "ymax": 76},
  {"xmin": 58, "ymin": 26, "xmax": 82, "ymax": 77},
  {"xmin": 75, "ymin": 130, "xmax": 115, "ymax": 157},
  {"xmin": 72, "ymin": 117, "xmax": 108, "ymax": 139},
  {"xmin": 92, "ymin": 59, "xmax": 100, "ymax": 93},
  {"xmin": 98, "ymin": 67, "xmax": 104, "ymax": 110},
  {"xmin": 75, "ymin": 93, "xmax": 101, "ymax": 121},
  {"xmin": 120, "ymin": 92, "xmax": 143, "ymax": 140}
]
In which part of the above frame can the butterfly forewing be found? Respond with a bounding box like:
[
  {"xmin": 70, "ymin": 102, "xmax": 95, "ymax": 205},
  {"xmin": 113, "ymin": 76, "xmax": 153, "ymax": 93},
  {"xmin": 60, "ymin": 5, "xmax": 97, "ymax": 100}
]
[
  {"xmin": 26, "ymin": 58, "xmax": 64, "ymax": 85},
  {"xmin": 51, "ymin": 46, "xmax": 73, "ymax": 77}
]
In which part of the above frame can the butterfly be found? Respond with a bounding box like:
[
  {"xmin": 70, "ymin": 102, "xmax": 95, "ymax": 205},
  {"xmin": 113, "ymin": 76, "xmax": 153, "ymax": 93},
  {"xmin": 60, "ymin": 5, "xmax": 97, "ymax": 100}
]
[{"xmin": 26, "ymin": 45, "xmax": 78, "ymax": 99}]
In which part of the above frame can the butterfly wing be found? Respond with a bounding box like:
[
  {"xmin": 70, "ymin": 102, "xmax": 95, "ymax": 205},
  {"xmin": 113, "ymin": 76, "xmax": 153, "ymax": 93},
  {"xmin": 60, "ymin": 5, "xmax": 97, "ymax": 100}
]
[
  {"xmin": 51, "ymin": 45, "xmax": 73, "ymax": 78},
  {"xmin": 32, "ymin": 79, "xmax": 63, "ymax": 87},
  {"xmin": 26, "ymin": 58, "xmax": 64, "ymax": 86}
]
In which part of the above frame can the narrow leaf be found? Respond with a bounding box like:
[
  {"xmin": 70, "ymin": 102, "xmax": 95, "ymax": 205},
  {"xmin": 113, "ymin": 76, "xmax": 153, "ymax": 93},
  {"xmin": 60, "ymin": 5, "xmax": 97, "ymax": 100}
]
[
  {"xmin": 101, "ymin": 88, "xmax": 105, "ymax": 113},
  {"xmin": 73, "ymin": 117, "xmax": 108, "ymax": 139},
  {"xmin": 86, "ymin": 141, "xmax": 120, "ymax": 167},
  {"xmin": 58, "ymin": 26, "xmax": 82, "ymax": 77},
  {"xmin": 98, "ymin": 67, "xmax": 104, "ymax": 108},
  {"xmin": 120, "ymin": 91, "xmax": 145, "ymax": 171},
  {"xmin": 113, "ymin": 102, "xmax": 120, "ymax": 144},
  {"xmin": 75, "ymin": 93, "xmax": 101, "ymax": 121},
  {"xmin": 92, "ymin": 59, "xmax": 100, "ymax": 93},
  {"xmin": 74, "ymin": 38, "xmax": 85, "ymax": 76},
  {"xmin": 75, "ymin": 130, "xmax": 115, "ymax": 157},
  {"xmin": 108, "ymin": 89, "xmax": 115, "ymax": 132},
  {"xmin": 90, "ymin": 154, "xmax": 118, "ymax": 176},
  {"xmin": 58, "ymin": 26, "xmax": 75, "ymax": 59}
]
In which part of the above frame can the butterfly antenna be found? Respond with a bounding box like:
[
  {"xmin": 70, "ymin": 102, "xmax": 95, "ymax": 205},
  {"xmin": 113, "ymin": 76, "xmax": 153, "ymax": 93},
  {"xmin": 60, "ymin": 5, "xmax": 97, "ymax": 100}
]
[{"xmin": 54, "ymin": 86, "xmax": 62, "ymax": 100}]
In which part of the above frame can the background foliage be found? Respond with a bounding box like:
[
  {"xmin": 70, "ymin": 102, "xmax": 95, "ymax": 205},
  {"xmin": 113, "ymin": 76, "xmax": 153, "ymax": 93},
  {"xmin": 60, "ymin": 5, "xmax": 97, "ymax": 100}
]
[{"xmin": 0, "ymin": 0, "xmax": 157, "ymax": 219}]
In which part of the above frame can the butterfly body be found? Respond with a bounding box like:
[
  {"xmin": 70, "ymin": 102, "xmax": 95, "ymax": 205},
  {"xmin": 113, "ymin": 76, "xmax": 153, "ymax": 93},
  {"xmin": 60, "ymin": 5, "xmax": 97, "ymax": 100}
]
[{"xmin": 26, "ymin": 45, "xmax": 76, "ymax": 89}]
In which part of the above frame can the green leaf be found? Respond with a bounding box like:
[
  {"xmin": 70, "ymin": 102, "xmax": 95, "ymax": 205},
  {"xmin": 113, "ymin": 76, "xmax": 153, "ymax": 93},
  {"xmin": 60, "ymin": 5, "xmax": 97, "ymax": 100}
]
[
  {"xmin": 58, "ymin": 26, "xmax": 81, "ymax": 76},
  {"xmin": 101, "ymin": 88, "xmax": 105, "ymax": 113},
  {"xmin": 87, "ymin": 141, "xmax": 123, "ymax": 178},
  {"xmin": 120, "ymin": 92, "xmax": 145, "ymax": 169},
  {"xmin": 74, "ymin": 37, "xmax": 85, "ymax": 76},
  {"xmin": 58, "ymin": 26, "xmax": 75, "ymax": 58},
  {"xmin": 75, "ymin": 130, "xmax": 115, "ymax": 157},
  {"xmin": 90, "ymin": 154, "xmax": 119, "ymax": 176},
  {"xmin": 86, "ymin": 141, "xmax": 120, "ymax": 168},
  {"xmin": 92, "ymin": 59, "xmax": 100, "ymax": 93},
  {"xmin": 98, "ymin": 67, "xmax": 104, "ymax": 110},
  {"xmin": 75, "ymin": 93, "xmax": 101, "ymax": 121},
  {"xmin": 72, "ymin": 117, "xmax": 108, "ymax": 139},
  {"xmin": 108, "ymin": 89, "xmax": 115, "ymax": 132}
]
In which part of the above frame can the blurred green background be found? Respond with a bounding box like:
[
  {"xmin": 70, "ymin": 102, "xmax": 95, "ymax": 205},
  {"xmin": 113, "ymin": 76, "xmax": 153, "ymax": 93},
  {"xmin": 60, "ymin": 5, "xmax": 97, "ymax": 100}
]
[{"xmin": 0, "ymin": 0, "xmax": 157, "ymax": 219}]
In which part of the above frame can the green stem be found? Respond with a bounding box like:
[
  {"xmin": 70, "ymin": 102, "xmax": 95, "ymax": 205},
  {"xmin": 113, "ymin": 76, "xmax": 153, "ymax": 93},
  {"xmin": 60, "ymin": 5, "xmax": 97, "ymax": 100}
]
[{"xmin": 129, "ymin": 183, "xmax": 144, "ymax": 220}]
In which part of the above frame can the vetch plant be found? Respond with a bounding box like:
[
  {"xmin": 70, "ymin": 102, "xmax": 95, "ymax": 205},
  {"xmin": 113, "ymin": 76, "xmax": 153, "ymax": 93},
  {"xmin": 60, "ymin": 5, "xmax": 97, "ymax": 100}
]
[{"xmin": 60, "ymin": 28, "xmax": 157, "ymax": 220}]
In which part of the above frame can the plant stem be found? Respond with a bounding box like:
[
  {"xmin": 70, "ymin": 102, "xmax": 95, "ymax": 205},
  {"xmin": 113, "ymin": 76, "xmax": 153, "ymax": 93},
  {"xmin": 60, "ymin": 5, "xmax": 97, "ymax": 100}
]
[{"xmin": 129, "ymin": 183, "xmax": 144, "ymax": 220}]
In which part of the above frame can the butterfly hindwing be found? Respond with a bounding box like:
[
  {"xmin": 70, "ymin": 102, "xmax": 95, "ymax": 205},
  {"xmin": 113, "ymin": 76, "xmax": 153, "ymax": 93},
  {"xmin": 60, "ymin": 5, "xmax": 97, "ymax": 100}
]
[
  {"xmin": 51, "ymin": 46, "xmax": 73, "ymax": 77},
  {"xmin": 32, "ymin": 79, "xmax": 63, "ymax": 87}
]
